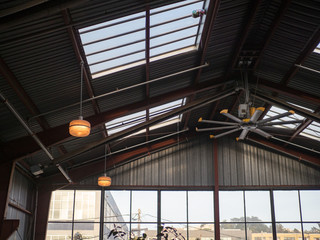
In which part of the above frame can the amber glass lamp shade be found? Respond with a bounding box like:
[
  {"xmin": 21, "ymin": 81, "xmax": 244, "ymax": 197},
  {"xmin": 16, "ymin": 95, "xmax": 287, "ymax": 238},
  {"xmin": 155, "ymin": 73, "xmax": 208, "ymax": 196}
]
[
  {"xmin": 69, "ymin": 117, "xmax": 91, "ymax": 137},
  {"xmin": 98, "ymin": 176, "xmax": 111, "ymax": 187}
]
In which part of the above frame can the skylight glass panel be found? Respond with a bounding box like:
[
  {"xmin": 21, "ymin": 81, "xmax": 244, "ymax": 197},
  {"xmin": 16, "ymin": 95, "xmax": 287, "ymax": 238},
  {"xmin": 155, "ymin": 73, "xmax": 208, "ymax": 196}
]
[
  {"xmin": 105, "ymin": 110, "xmax": 145, "ymax": 136},
  {"xmin": 264, "ymin": 104, "xmax": 320, "ymax": 142},
  {"xmin": 314, "ymin": 42, "xmax": 320, "ymax": 54},
  {"xmin": 301, "ymin": 120, "xmax": 320, "ymax": 141},
  {"xmin": 150, "ymin": 0, "xmax": 204, "ymax": 59},
  {"xmin": 79, "ymin": 0, "xmax": 205, "ymax": 78},
  {"xmin": 263, "ymin": 106, "xmax": 305, "ymax": 129},
  {"xmin": 105, "ymin": 99, "xmax": 185, "ymax": 136}
]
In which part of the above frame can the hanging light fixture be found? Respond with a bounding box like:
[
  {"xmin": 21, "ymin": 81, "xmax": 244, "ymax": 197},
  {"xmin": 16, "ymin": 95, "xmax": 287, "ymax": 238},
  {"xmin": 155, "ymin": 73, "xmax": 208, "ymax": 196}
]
[
  {"xmin": 98, "ymin": 145, "xmax": 111, "ymax": 187},
  {"xmin": 69, "ymin": 61, "xmax": 91, "ymax": 137}
]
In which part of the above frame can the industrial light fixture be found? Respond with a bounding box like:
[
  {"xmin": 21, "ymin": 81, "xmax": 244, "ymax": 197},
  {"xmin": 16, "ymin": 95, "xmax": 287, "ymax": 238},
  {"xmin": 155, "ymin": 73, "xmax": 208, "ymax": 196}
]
[
  {"xmin": 69, "ymin": 61, "xmax": 91, "ymax": 137},
  {"xmin": 98, "ymin": 145, "xmax": 111, "ymax": 187}
]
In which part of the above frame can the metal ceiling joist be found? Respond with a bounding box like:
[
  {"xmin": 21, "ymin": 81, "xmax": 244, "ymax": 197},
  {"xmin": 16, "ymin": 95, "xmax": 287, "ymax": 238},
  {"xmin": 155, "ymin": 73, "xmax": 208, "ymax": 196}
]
[
  {"xmin": 0, "ymin": 57, "xmax": 50, "ymax": 130},
  {"xmin": 53, "ymin": 88, "xmax": 236, "ymax": 165},
  {"xmin": 288, "ymin": 107, "xmax": 320, "ymax": 142},
  {"xmin": 248, "ymin": 136, "xmax": 320, "ymax": 167},
  {"xmin": 183, "ymin": 0, "xmax": 221, "ymax": 129},
  {"xmin": 281, "ymin": 27, "xmax": 320, "ymax": 86},
  {"xmin": 253, "ymin": 0, "xmax": 292, "ymax": 70},
  {"xmin": 194, "ymin": 0, "xmax": 220, "ymax": 85},
  {"xmin": 229, "ymin": 0, "xmax": 262, "ymax": 70},
  {"xmin": 0, "ymin": 0, "xmax": 90, "ymax": 31},
  {"xmin": 257, "ymin": 79, "xmax": 320, "ymax": 105},
  {"xmin": 208, "ymin": 0, "xmax": 261, "ymax": 121},
  {"xmin": 62, "ymin": 9, "xmax": 100, "ymax": 115},
  {"xmin": 1, "ymin": 77, "xmax": 230, "ymax": 161},
  {"xmin": 252, "ymin": 91, "xmax": 320, "ymax": 123}
]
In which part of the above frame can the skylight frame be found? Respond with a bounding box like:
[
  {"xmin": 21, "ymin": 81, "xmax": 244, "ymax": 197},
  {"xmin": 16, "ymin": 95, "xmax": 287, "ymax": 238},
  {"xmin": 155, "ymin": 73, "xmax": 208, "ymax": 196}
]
[
  {"xmin": 264, "ymin": 104, "xmax": 320, "ymax": 142},
  {"xmin": 264, "ymin": 105, "xmax": 305, "ymax": 130},
  {"xmin": 79, "ymin": 0, "xmax": 206, "ymax": 79},
  {"xmin": 300, "ymin": 120, "xmax": 320, "ymax": 142},
  {"xmin": 105, "ymin": 98, "xmax": 186, "ymax": 137}
]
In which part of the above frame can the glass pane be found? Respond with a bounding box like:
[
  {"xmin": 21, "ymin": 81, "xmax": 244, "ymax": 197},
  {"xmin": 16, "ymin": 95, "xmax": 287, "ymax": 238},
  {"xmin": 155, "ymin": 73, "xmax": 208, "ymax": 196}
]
[
  {"xmin": 48, "ymin": 190, "xmax": 74, "ymax": 221},
  {"xmin": 245, "ymin": 191, "xmax": 271, "ymax": 222},
  {"xmin": 131, "ymin": 224, "xmax": 157, "ymax": 240},
  {"xmin": 159, "ymin": 224, "xmax": 187, "ymax": 240},
  {"xmin": 219, "ymin": 191, "xmax": 244, "ymax": 222},
  {"xmin": 73, "ymin": 223, "xmax": 100, "ymax": 240},
  {"xmin": 46, "ymin": 222, "xmax": 72, "ymax": 239},
  {"xmin": 276, "ymin": 223, "xmax": 302, "ymax": 240},
  {"xmin": 131, "ymin": 191, "xmax": 157, "ymax": 222},
  {"xmin": 300, "ymin": 190, "xmax": 320, "ymax": 221},
  {"xmin": 103, "ymin": 223, "xmax": 130, "ymax": 240},
  {"xmin": 161, "ymin": 191, "xmax": 187, "ymax": 222},
  {"xmin": 247, "ymin": 223, "xmax": 273, "ymax": 240},
  {"xmin": 188, "ymin": 191, "xmax": 214, "ymax": 222},
  {"xmin": 189, "ymin": 224, "xmax": 214, "ymax": 240},
  {"xmin": 273, "ymin": 191, "xmax": 301, "ymax": 222},
  {"xmin": 220, "ymin": 223, "xmax": 245, "ymax": 240},
  {"xmin": 303, "ymin": 223, "xmax": 320, "ymax": 240},
  {"xmin": 74, "ymin": 190, "xmax": 101, "ymax": 222},
  {"xmin": 105, "ymin": 190, "xmax": 130, "ymax": 222}
]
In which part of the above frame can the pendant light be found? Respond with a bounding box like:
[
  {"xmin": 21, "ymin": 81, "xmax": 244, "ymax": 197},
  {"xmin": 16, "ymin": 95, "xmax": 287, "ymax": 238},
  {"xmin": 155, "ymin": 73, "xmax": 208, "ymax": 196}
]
[
  {"xmin": 69, "ymin": 61, "xmax": 91, "ymax": 137},
  {"xmin": 98, "ymin": 145, "xmax": 111, "ymax": 187}
]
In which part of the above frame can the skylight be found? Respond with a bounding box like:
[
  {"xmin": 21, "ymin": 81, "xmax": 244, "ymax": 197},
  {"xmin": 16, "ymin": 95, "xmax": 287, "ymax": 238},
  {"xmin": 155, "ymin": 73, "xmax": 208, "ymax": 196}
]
[
  {"xmin": 314, "ymin": 43, "xmax": 320, "ymax": 54},
  {"xmin": 264, "ymin": 105, "xmax": 320, "ymax": 141},
  {"xmin": 264, "ymin": 105, "xmax": 305, "ymax": 129},
  {"xmin": 79, "ymin": 0, "xmax": 205, "ymax": 78},
  {"xmin": 105, "ymin": 99, "xmax": 186, "ymax": 137}
]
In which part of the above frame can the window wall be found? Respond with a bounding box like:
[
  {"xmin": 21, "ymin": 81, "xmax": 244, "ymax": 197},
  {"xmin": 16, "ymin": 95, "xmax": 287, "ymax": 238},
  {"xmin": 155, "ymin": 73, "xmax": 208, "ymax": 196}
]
[{"xmin": 46, "ymin": 190, "xmax": 320, "ymax": 240}]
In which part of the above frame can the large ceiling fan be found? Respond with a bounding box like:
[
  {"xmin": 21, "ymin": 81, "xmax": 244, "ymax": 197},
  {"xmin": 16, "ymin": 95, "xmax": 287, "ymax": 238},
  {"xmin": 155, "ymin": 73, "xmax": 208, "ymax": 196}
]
[{"xmin": 196, "ymin": 73, "xmax": 303, "ymax": 140}]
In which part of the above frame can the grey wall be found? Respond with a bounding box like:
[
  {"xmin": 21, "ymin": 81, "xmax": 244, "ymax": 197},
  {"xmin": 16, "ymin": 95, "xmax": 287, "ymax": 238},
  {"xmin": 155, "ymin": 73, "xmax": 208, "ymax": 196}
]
[
  {"xmin": 81, "ymin": 135, "xmax": 320, "ymax": 187},
  {"xmin": 6, "ymin": 169, "xmax": 36, "ymax": 240}
]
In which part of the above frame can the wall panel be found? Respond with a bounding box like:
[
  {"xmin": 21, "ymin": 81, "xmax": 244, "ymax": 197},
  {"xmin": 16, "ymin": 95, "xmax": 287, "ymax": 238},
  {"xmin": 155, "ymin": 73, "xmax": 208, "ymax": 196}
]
[
  {"xmin": 81, "ymin": 136, "xmax": 320, "ymax": 187},
  {"xmin": 7, "ymin": 169, "xmax": 36, "ymax": 240}
]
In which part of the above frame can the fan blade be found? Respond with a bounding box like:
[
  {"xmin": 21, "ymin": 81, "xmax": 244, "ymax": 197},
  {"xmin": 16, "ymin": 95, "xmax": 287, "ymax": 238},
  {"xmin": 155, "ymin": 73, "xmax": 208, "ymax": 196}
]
[
  {"xmin": 198, "ymin": 119, "xmax": 238, "ymax": 126},
  {"xmin": 260, "ymin": 120, "xmax": 303, "ymax": 126},
  {"xmin": 251, "ymin": 129, "xmax": 272, "ymax": 138},
  {"xmin": 257, "ymin": 110, "xmax": 295, "ymax": 124},
  {"xmin": 250, "ymin": 107, "xmax": 265, "ymax": 123},
  {"xmin": 220, "ymin": 109, "xmax": 242, "ymax": 123},
  {"xmin": 196, "ymin": 126, "xmax": 238, "ymax": 132},
  {"xmin": 238, "ymin": 129, "xmax": 249, "ymax": 140},
  {"xmin": 210, "ymin": 128, "xmax": 240, "ymax": 139}
]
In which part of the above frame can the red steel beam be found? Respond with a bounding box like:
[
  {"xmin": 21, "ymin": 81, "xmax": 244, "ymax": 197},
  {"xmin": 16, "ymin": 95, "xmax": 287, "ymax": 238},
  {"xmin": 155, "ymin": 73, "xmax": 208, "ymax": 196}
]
[
  {"xmin": 1, "ymin": 77, "xmax": 228, "ymax": 162},
  {"xmin": 229, "ymin": 0, "xmax": 262, "ymax": 70},
  {"xmin": 253, "ymin": 0, "xmax": 292, "ymax": 70},
  {"xmin": 62, "ymin": 9, "xmax": 100, "ymax": 115},
  {"xmin": 194, "ymin": 0, "xmax": 221, "ymax": 85},
  {"xmin": 248, "ymin": 136, "xmax": 320, "ymax": 167},
  {"xmin": 257, "ymin": 78, "xmax": 320, "ymax": 105},
  {"xmin": 281, "ymin": 28, "xmax": 320, "ymax": 86},
  {"xmin": 34, "ymin": 185, "xmax": 53, "ymax": 240},
  {"xmin": 0, "ymin": 57, "xmax": 50, "ymax": 130},
  {"xmin": 288, "ymin": 107, "xmax": 320, "ymax": 142},
  {"xmin": 184, "ymin": 0, "xmax": 221, "ymax": 129},
  {"xmin": 209, "ymin": 1, "xmax": 261, "ymax": 120}
]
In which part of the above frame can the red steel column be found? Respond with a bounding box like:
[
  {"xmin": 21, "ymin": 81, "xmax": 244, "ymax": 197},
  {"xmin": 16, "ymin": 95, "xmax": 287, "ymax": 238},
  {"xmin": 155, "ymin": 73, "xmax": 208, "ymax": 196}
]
[
  {"xmin": 34, "ymin": 185, "xmax": 52, "ymax": 240},
  {"xmin": 214, "ymin": 139, "xmax": 220, "ymax": 240}
]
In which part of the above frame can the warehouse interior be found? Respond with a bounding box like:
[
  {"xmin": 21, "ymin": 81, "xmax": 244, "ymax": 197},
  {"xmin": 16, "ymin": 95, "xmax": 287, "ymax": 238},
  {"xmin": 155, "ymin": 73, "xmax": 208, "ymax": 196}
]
[{"xmin": 0, "ymin": 0, "xmax": 320, "ymax": 239}]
